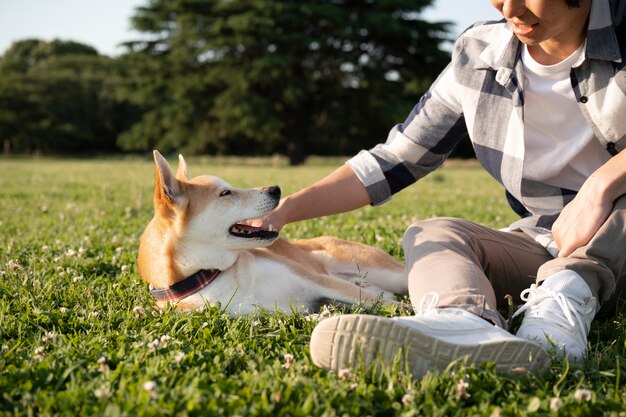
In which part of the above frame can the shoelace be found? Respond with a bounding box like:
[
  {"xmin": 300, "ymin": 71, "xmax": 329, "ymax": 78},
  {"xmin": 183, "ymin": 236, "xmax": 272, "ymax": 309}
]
[
  {"xmin": 512, "ymin": 284, "xmax": 595, "ymax": 343},
  {"xmin": 417, "ymin": 292, "xmax": 440, "ymax": 315}
]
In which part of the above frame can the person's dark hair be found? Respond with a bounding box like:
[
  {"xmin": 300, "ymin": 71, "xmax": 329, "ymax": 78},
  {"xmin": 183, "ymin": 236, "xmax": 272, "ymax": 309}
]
[{"xmin": 565, "ymin": 0, "xmax": 582, "ymax": 7}]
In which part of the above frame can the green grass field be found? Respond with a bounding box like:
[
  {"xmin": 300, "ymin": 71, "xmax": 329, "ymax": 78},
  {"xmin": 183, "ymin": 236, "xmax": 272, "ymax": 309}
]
[{"xmin": 1, "ymin": 157, "xmax": 625, "ymax": 416}]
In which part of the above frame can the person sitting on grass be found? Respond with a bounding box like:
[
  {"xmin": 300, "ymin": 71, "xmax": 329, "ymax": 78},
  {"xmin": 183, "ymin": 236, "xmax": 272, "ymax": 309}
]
[{"xmin": 254, "ymin": 0, "xmax": 626, "ymax": 378}]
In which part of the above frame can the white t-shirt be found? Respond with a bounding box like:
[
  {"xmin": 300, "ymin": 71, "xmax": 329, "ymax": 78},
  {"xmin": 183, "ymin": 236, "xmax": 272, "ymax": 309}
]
[{"xmin": 521, "ymin": 43, "xmax": 610, "ymax": 191}]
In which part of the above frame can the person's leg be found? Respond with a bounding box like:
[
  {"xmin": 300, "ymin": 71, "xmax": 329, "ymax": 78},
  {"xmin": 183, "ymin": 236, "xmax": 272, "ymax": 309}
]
[
  {"xmin": 403, "ymin": 217, "xmax": 552, "ymax": 328},
  {"xmin": 517, "ymin": 195, "xmax": 626, "ymax": 360},
  {"xmin": 310, "ymin": 217, "xmax": 554, "ymax": 378},
  {"xmin": 537, "ymin": 195, "xmax": 626, "ymax": 305}
]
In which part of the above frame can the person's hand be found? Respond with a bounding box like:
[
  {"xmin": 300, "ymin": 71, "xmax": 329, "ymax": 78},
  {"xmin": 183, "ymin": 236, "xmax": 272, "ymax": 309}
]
[
  {"xmin": 552, "ymin": 177, "xmax": 613, "ymax": 258},
  {"xmin": 241, "ymin": 200, "xmax": 289, "ymax": 232}
]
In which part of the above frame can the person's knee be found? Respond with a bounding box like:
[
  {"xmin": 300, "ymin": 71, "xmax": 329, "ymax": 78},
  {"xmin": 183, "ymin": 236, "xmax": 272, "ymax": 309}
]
[{"xmin": 403, "ymin": 217, "xmax": 471, "ymax": 248}]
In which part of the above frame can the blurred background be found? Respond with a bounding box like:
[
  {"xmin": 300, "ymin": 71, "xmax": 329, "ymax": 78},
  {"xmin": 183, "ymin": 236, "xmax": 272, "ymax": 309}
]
[{"xmin": 0, "ymin": 0, "xmax": 500, "ymax": 164}]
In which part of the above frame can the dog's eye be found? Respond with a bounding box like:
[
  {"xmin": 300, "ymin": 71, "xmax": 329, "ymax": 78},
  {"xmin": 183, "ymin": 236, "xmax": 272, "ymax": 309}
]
[{"xmin": 219, "ymin": 190, "xmax": 232, "ymax": 197}]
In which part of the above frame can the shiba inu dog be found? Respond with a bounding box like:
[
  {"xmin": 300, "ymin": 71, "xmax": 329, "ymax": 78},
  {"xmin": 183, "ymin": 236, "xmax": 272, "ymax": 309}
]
[{"xmin": 137, "ymin": 151, "xmax": 407, "ymax": 315}]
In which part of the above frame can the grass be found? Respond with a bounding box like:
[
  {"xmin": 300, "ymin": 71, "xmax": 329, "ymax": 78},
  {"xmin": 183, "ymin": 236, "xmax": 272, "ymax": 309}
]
[{"xmin": 0, "ymin": 156, "xmax": 625, "ymax": 416}]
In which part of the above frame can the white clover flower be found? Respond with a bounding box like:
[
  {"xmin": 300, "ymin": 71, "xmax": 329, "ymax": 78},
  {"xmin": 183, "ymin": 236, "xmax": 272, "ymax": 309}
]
[
  {"xmin": 320, "ymin": 305, "xmax": 333, "ymax": 318},
  {"xmin": 72, "ymin": 276, "xmax": 83, "ymax": 283},
  {"xmin": 97, "ymin": 356, "xmax": 107, "ymax": 372},
  {"xmin": 94, "ymin": 386, "xmax": 111, "ymax": 399},
  {"xmin": 159, "ymin": 335, "xmax": 171, "ymax": 347},
  {"xmin": 282, "ymin": 353, "xmax": 294, "ymax": 369},
  {"xmin": 148, "ymin": 339, "xmax": 160, "ymax": 352},
  {"xmin": 456, "ymin": 379, "xmax": 471, "ymax": 400},
  {"xmin": 133, "ymin": 306, "xmax": 145, "ymax": 318},
  {"xmin": 550, "ymin": 397, "xmax": 563, "ymax": 411},
  {"xmin": 41, "ymin": 245, "xmax": 50, "ymax": 252},
  {"xmin": 574, "ymin": 388, "xmax": 592, "ymax": 402},
  {"xmin": 304, "ymin": 313, "xmax": 320, "ymax": 322},
  {"xmin": 401, "ymin": 393, "xmax": 413, "ymax": 406},
  {"xmin": 121, "ymin": 265, "xmax": 129, "ymax": 273},
  {"xmin": 143, "ymin": 381, "xmax": 157, "ymax": 391},
  {"xmin": 115, "ymin": 247, "xmax": 124, "ymax": 254},
  {"xmin": 59, "ymin": 307, "xmax": 69, "ymax": 314},
  {"xmin": 143, "ymin": 381, "xmax": 158, "ymax": 399},
  {"xmin": 33, "ymin": 346, "xmax": 46, "ymax": 361},
  {"xmin": 5, "ymin": 260, "xmax": 21, "ymax": 271},
  {"xmin": 65, "ymin": 249, "xmax": 77, "ymax": 257},
  {"xmin": 174, "ymin": 352, "xmax": 185, "ymax": 363},
  {"xmin": 338, "ymin": 368, "xmax": 355, "ymax": 381},
  {"xmin": 42, "ymin": 332, "xmax": 56, "ymax": 344}
]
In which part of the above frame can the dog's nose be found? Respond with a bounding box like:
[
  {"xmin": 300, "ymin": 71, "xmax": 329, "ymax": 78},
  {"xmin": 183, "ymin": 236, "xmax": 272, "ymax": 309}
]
[{"xmin": 264, "ymin": 185, "xmax": 281, "ymax": 197}]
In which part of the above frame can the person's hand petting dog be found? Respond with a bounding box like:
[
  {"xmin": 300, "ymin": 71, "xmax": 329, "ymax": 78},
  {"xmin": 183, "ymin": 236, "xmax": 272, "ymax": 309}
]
[{"xmin": 241, "ymin": 200, "xmax": 287, "ymax": 232}]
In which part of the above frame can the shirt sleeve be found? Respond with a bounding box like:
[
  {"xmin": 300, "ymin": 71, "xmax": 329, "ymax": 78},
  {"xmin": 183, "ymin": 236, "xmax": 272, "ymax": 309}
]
[{"xmin": 346, "ymin": 45, "xmax": 467, "ymax": 206}]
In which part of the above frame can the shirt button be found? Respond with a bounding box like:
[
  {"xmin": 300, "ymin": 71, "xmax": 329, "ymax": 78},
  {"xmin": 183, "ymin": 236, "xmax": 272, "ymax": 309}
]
[
  {"xmin": 580, "ymin": 96, "xmax": 588, "ymax": 103},
  {"xmin": 607, "ymin": 142, "xmax": 618, "ymax": 156}
]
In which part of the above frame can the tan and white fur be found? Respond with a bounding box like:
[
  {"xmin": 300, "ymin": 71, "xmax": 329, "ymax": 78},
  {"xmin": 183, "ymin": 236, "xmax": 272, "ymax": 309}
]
[{"xmin": 138, "ymin": 151, "xmax": 407, "ymax": 315}]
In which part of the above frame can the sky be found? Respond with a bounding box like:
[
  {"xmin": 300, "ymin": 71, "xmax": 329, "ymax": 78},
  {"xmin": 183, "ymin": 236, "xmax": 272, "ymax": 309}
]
[{"xmin": 0, "ymin": 1, "xmax": 502, "ymax": 57}]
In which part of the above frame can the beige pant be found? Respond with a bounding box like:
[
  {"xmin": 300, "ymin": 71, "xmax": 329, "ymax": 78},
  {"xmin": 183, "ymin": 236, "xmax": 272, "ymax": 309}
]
[{"xmin": 402, "ymin": 196, "xmax": 626, "ymax": 329}]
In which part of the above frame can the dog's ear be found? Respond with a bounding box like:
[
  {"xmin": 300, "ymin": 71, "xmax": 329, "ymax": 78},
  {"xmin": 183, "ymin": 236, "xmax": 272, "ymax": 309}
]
[
  {"xmin": 153, "ymin": 150, "xmax": 187, "ymax": 209},
  {"xmin": 176, "ymin": 154, "xmax": 189, "ymax": 180}
]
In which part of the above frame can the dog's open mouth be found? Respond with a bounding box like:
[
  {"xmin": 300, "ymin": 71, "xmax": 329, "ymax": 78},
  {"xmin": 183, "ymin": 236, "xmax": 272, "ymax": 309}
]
[{"xmin": 229, "ymin": 223, "xmax": 279, "ymax": 239}]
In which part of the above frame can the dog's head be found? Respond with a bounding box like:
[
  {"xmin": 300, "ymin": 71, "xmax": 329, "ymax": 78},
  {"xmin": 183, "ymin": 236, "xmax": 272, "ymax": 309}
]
[{"xmin": 151, "ymin": 150, "xmax": 281, "ymax": 252}]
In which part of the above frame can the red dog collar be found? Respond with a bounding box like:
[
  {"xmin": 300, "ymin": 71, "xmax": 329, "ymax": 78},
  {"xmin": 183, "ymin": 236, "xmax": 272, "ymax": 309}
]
[{"xmin": 150, "ymin": 269, "xmax": 221, "ymax": 302}]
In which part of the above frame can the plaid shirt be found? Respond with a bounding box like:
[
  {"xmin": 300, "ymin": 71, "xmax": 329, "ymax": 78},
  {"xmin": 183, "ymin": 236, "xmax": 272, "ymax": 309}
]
[{"xmin": 347, "ymin": 0, "xmax": 626, "ymax": 256}]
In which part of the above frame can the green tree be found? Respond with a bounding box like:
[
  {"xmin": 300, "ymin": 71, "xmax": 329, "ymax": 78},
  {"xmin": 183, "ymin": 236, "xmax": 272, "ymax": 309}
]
[
  {"xmin": 0, "ymin": 39, "xmax": 141, "ymax": 154},
  {"xmin": 121, "ymin": 0, "xmax": 452, "ymax": 164}
]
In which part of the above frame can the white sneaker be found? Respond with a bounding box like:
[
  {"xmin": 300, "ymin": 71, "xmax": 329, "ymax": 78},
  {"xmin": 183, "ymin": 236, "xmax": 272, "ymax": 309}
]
[
  {"xmin": 514, "ymin": 270, "xmax": 597, "ymax": 361},
  {"xmin": 310, "ymin": 304, "xmax": 551, "ymax": 379}
]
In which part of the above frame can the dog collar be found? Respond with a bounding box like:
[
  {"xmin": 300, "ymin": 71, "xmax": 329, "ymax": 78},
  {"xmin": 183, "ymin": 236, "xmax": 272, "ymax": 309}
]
[{"xmin": 150, "ymin": 269, "xmax": 221, "ymax": 302}]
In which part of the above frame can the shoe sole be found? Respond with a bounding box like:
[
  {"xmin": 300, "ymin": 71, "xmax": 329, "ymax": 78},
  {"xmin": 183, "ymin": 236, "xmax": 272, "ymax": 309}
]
[{"xmin": 310, "ymin": 314, "xmax": 552, "ymax": 379}]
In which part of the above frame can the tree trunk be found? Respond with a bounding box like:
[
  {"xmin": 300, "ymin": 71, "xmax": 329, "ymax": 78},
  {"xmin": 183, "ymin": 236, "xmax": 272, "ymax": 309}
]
[{"xmin": 287, "ymin": 139, "xmax": 306, "ymax": 166}]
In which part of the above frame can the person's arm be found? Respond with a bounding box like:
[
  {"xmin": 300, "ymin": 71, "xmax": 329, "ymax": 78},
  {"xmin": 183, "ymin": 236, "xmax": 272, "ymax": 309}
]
[
  {"xmin": 258, "ymin": 38, "xmax": 468, "ymax": 231},
  {"xmin": 259, "ymin": 164, "xmax": 371, "ymax": 231},
  {"xmin": 553, "ymin": 149, "xmax": 626, "ymax": 257}
]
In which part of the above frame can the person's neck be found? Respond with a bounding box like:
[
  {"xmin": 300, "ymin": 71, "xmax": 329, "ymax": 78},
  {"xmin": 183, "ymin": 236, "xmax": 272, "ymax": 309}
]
[{"xmin": 527, "ymin": 38, "xmax": 584, "ymax": 65}]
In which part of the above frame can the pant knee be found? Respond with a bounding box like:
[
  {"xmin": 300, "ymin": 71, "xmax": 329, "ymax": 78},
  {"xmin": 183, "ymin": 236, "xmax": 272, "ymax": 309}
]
[{"xmin": 403, "ymin": 217, "xmax": 474, "ymax": 248}]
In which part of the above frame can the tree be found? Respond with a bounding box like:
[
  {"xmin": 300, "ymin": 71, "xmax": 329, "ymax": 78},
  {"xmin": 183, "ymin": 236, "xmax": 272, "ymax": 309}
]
[
  {"xmin": 0, "ymin": 38, "xmax": 98, "ymax": 73},
  {"xmin": 121, "ymin": 0, "xmax": 452, "ymax": 164},
  {"xmin": 0, "ymin": 40, "xmax": 142, "ymax": 154}
]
